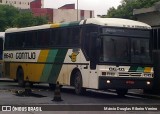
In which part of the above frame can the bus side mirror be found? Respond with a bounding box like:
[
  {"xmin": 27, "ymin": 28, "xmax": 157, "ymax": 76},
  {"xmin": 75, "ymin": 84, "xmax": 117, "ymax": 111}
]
[{"xmin": 89, "ymin": 32, "xmax": 98, "ymax": 70}]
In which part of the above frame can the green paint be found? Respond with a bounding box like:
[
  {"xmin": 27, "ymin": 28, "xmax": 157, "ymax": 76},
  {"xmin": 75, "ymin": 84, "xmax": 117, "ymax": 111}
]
[
  {"xmin": 48, "ymin": 49, "xmax": 68, "ymax": 83},
  {"xmin": 40, "ymin": 49, "xmax": 58, "ymax": 82},
  {"xmin": 60, "ymin": 23, "xmax": 69, "ymax": 27},
  {"xmin": 60, "ymin": 21, "xmax": 80, "ymax": 27},
  {"xmin": 137, "ymin": 67, "xmax": 144, "ymax": 72},
  {"xmin": 47, "ymin": 50, "xmax": 58, "ymax": 62},
  {"xmin": 129, "ymin": 66, "xmax": 145, "ymax": 72},
  {"xmin": 129, "ymin": 66, "xmax": 138, "ymax": 72},
  {"xmin": 68, "ymin": 21, "xmax": 80, "ymax": 26}
]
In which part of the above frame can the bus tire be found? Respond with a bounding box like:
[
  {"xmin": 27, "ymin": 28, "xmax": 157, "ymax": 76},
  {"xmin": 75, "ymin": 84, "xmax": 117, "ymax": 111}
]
[
  {"xmin": 116, "ymin": 89, "xmax": 128, "ymax": 97},
  {"xmin": 74, "ymin": 71, "xmax": 86, "ymax": 95},
  {"xmin": 17, "ymin": 68, "xmax": 25, "ymax": 87}
]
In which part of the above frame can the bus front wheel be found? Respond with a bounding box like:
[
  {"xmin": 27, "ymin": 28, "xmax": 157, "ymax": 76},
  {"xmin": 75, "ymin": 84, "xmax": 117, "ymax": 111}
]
[
  {"xmin": 17, "ymin": 68, "xmax": 25, "ymax": 87},
  {"xmin": 74, "ymin": 71, "xmax": 86, "ymax": 95}
]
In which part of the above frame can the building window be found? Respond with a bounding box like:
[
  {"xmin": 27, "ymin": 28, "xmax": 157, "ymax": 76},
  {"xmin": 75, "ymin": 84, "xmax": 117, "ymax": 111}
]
[
  {"xmin": 14, "ymin": 1, "xmax": 16, "ymax": 4},
  {"xmin": 0, "ymin": 0, "xmax": 2, "ymax": 3},
  {"xmin": 19, "ymin": 2, "xmax": 21, "ymax": 4}
]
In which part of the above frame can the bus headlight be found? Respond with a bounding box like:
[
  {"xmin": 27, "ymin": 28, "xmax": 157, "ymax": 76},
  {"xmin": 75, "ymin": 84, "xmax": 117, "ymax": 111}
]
[
  {"xmin": 146, "ymin": 81, "xmax": 151, "ymax": 85},
  {"xmin": 144, "ymin": 73, "xmax": 152, "ymax": 77},
  {"xmin": 106, "ymin": 80, "xmax": 111, "ymax": 84}
]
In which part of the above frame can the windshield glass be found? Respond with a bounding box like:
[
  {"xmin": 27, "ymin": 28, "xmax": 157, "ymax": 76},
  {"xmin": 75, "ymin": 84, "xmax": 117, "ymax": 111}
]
[
  {"xmin": 131, "ymin": 38, "xmax": 151, "ymax": 64},
  {"xmin": 100, "ymin": 36, "xmax": 129, "ymax": 63},
  {"xmin": 99, "ymin": 36, "xmax": 151, "ymax": 64}
]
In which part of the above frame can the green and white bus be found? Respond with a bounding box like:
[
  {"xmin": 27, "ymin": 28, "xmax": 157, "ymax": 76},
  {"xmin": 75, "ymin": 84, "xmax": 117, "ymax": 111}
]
[{"xmin": 3, "ymin": 18, "xmax": 153, "ymax": 96}]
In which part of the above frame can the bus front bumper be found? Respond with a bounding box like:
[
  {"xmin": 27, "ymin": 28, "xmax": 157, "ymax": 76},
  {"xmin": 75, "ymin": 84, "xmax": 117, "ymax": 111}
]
[{"xmin": 98, "ymin": 76, "xmax": 153, "ymax": 90}]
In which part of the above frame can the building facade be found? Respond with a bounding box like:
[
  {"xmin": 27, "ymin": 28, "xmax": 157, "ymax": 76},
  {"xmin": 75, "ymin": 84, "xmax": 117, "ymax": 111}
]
[
  {"xmin": 133, "ymin": 1, "xmax": 160, "ymax": 28},
  {"xmin": 0, "ymin": 0, "xmax": 44, "ymax": 9},
  {"xmin": 0, "ymin": 0, "xmax": 94, "ymax": 23},
  {"xmin": 53, "ymin": 9, "xmax": 93, "ymax": 23},
  {"xmin": 31, "ymin": 8, "xmax": 53, "ymax": 23}
]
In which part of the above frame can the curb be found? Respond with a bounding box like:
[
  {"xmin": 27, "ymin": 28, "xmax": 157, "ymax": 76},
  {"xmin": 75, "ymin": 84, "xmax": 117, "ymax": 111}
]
[{"xmin": 127, "ymin": 91, "xmax": 160, "ymax": 99}]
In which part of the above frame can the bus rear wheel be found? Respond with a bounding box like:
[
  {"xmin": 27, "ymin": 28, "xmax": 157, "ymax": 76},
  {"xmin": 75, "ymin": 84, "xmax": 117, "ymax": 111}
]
[
  {"xmin": 116, "ymin": 89, "xmax": 128, "ymax": 97},
  {"xmin": 74, "ymin": 71, "xmax": 86, "ymax": 95},
  {"xmin": 17, "ymin": 68, "xmax": 25, "ymax": 87}
]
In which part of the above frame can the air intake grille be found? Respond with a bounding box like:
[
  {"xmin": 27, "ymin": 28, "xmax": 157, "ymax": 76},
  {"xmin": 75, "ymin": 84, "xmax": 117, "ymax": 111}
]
[{"xmin": 119, "ymin": 72, "xmax": 141, "ymax": 77}]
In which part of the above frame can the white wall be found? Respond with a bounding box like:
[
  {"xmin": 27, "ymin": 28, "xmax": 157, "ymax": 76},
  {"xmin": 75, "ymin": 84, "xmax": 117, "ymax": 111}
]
[
  {"xmin": 41, "ymin": 0, "xmax": 44, "ymax": 8},
  {"xmin": 53, "ymin": 9, "xmax": 94, "ymax": 23},
  {"xmin": 53, "ymin": 9, "xmax": 78, "ymax": 23},
  {"xmin": 84, "ymin": 10, "xmax": 94, "ymax": 19}
]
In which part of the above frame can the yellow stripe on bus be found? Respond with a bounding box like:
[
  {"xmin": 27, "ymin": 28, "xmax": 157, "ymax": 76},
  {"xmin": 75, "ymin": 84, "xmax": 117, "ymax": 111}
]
[
  {"xmin": 50, "ymin": 23, "xmax": 60, "ymax": 28},
  {"xmin": 38, "ymin": 50, "xmax": 49, "ymax": 62},
  {"xmin": 28, "ymin": 50, "xmax": 49, "ymax": 81}
]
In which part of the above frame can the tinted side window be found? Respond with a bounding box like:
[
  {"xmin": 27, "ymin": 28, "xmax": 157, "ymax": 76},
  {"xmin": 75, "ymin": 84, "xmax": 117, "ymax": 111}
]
[
  {"xmin": 51, "ymin": 28, "xmax": 81, "ymax": 47},
  {"xmin": 50, "ymin": 29, "xmax": 55, "ymax": 46},
  {"xmin": 5, "ymin": 33, "xmax": 24, "ymax": 49},
  {"xmin": 61, "ymin": 29, "xmax": 68, "ymax": 45},
  {"xmin": 37, "ymin": 30, "xmax": 50, "ymax": 47},
  {"xmin": 25, "ymin": 31, "xmax": 37, "ymax": 47},
  {"xmin": 72, "ymin": 27, "xmax": 81, "ymax": 46},
  {"xmin": 4, "ymin": 34, "xmax": 10, "ymax": 49},
  {"xmin": 55, "ymin": 29, "xmax": 62, "ymax": 46},
  {"xmin": 16, "ymin": 33, "xmax": 25, "ymax": 48},
  {"xmin": 9, "ymin": 33, "xmax": 17, "ymax": 48}
]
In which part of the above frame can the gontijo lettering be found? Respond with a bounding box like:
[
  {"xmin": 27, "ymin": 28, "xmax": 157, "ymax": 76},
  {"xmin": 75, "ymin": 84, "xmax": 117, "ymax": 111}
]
[
  {"xmin": 16, "ymin": 52, "xmax": 36, "ymax": 59},
  {"xmin": 4, "ymin": 52, "xmax": 36, "ymax": 60}
]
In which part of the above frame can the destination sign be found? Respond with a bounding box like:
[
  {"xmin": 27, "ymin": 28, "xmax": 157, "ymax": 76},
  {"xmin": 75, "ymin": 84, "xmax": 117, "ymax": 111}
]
[{"xmin": 101, "ymin": 27, "xmax": 150, "ymax": 38}]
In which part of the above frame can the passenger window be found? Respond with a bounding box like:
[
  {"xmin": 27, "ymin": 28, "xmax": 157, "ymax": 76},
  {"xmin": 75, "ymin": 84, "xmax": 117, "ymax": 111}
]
[
  {"xmin": 37, "ymin": 30, "xmax": 50, "ymax": 47},
  {"xmin": 25, "ymin": 31, "xmax": 37, "ymax": 47}
]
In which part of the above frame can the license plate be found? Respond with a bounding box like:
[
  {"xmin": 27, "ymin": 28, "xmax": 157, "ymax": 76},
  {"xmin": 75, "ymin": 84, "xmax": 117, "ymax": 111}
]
[{"xmin": 126, "ymin": 80, "xmax": 135, "ymax": 84}]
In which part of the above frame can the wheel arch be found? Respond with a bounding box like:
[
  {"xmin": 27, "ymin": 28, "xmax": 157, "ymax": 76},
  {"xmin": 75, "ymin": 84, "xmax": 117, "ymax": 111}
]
[
  {"xmin": 70, "ymin": 68, "xmax": 81, "ymax": 86},
  {"xmin": 16, "ymin": 65, "xmax": 23, "ymax": 80}
]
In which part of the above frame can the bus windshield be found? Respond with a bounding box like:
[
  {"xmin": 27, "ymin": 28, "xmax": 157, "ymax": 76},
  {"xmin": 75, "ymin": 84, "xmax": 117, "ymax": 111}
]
[
  {"xmin": 99, "ymin": 35, "xmax": 151, "ymax": 64},
  {"xmin": 100, "ymin": 36, "xmax": 130, "ymax": 63},
  {"xmin": 131, "ymin": 38, "xmax": 151, "ymax": 64}
]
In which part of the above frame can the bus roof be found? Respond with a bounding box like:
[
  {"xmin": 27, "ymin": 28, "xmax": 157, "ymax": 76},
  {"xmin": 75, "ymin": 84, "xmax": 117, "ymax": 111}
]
[
  {"xmin": 5, "ymin": 18, "xmax": 151, "ymax": 33},
  {"xmin": 5, "ymin": 24, "xmax": 52, "ymax": 33},
  {"xmin": 80, "ymin": 18, "xmax": 151, "ymax": 29}
]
